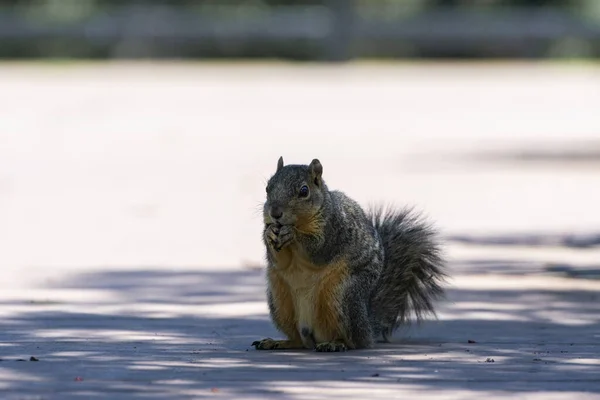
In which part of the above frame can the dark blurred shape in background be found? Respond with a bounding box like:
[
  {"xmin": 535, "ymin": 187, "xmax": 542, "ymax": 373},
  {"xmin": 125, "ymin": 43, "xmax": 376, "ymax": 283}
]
[{"xmin": 0, "ymin": 0, "xmax": 598, "ymax": 60}]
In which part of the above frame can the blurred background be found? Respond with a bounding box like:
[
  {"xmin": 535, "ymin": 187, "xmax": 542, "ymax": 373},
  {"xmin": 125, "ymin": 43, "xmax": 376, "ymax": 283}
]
[
  {"xmin": 0, "ymin": 0, "xmax": 600, "ymax": 60},
  {"xmin": 0, "ymin": 0, "xmax": 599, "ymax": 273}
]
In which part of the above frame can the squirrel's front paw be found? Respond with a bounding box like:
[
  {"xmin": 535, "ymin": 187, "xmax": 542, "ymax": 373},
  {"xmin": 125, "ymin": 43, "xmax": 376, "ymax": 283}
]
[
  {"xmin": 265, "ymin": 224, "xmax": 280, "ymax": 248},
  {"xmin": 274, "ymin": 224, "xmax": 295, "ymax": 251},
  {"xmin": 265, "ymin": 223, "xmax": 295, "ymax": 252}
]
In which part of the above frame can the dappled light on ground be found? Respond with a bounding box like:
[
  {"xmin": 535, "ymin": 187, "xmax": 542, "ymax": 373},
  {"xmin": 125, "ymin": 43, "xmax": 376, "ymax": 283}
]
[{"xmin": 1, "ymin": 254, "xmax": 599, "ymax": 398}]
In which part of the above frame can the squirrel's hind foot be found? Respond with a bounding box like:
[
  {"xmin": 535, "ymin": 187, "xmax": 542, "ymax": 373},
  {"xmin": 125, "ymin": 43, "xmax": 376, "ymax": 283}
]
[
  {"xmin": 315, "ymin": 340, "xmax": 348, "ymax": 352},
  {"xmin": 251, "ymin": 338, "xmax": 303, "ymax": 350}
]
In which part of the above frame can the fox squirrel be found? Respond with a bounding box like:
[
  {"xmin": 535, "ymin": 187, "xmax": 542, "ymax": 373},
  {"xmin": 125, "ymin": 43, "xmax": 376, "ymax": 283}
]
[{"xmin": 252, "ymin": 157, "xmax": 446, "ymax": 352}]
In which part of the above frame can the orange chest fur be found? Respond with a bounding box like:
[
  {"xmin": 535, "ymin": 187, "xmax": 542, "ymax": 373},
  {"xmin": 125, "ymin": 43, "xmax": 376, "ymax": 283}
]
[{"xmin": 269, "ymin": 246, "xmax": 348, "ymax": 343}]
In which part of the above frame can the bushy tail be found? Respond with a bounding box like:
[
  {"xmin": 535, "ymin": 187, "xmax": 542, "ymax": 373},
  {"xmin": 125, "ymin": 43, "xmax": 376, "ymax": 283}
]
[{"xmin": 368, "ymin": 206, "xmax": 447, "ymax": 342}]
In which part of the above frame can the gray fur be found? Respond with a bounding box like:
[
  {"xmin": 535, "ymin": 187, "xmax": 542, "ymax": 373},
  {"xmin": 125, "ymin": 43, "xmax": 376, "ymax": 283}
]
[
  {"xmin": 368, "ymin": 206, "xmax": 447, "ymax": 342},
  {"xmin": 262, "ymin": 158, "xmax": 446, "ymax": 348}
]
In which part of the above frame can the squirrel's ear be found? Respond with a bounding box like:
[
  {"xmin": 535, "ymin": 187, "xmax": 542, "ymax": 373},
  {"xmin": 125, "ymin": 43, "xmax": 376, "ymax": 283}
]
[
  {"xmin": 309, "ymin": 159, "xmax": 323, "ymax": 186},
  {"xmin": 277, "ymin": 156, "xmax": 284, "ymax": 172}
]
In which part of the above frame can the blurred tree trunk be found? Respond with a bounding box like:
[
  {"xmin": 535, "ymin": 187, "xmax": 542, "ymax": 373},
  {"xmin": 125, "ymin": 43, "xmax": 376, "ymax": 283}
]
[{"xmin": 325, "ymin": 0, "xmax": 354, "ymax": 61}]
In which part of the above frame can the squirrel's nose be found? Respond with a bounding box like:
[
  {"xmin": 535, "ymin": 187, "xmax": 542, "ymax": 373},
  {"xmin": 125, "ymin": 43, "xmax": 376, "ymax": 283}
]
[{"xmin": 270, "ymin": 206, "xmax": 283, "ymax": 220}]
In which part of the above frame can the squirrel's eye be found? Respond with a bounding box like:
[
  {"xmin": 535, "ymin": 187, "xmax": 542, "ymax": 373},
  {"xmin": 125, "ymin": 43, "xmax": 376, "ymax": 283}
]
[{"xmin": 299, "ymin": 185, "xmax": 309, "ymax": 198}]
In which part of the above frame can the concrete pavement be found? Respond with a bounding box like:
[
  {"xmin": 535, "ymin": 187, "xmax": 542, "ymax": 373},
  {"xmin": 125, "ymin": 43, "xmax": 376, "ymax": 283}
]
[{"xmin": 0, "ymin": 62, "xmax": 599, "ymax": 399}]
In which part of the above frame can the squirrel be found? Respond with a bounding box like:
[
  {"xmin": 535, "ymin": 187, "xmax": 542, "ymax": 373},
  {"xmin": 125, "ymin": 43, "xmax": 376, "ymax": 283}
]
[{"xmin": 251, "ymin": 157, "xmax": 446, "ymax": 352}]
